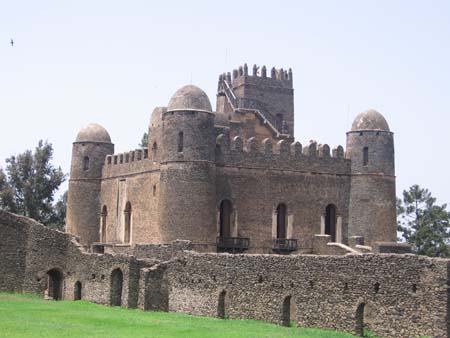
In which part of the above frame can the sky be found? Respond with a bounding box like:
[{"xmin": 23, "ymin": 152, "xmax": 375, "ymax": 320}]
[{"xmin": 0, "ymin": 0, "xmax": 449, "ymax": 204}]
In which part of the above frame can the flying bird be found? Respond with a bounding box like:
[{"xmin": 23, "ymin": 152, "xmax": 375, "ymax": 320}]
[{"xmin": 10, "ymin": 38, "xmax": 14, "ymax": 47}]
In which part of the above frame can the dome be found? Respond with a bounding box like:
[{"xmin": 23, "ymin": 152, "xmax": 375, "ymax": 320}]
[
  {"xmin": 75, "ymin": 123, "xmax": 111, "ymax": 143},
  {"xmin": 167, "ymin": 85, "xmax": 213, "ymax": 113},
  {"xmin": 150, "ymin": 107, "xmax": 167, "ymax": 128},
  {"xmin": 351, "ymin": 109, "xmax": 390, "ymax": 131}
]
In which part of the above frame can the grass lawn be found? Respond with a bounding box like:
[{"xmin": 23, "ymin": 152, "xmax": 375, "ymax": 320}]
[{"xmin": 0, "ymin": 293, "xmax": 358, "ymax": 338}]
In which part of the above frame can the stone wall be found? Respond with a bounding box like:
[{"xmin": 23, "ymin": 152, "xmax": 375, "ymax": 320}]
[
  {"xmin": 0, "ymin": 210, "xmax": 151, "ymax": 307},
  {"xmin": 164, "ymin": 251, "xmax": 449, "ymax": 338}
]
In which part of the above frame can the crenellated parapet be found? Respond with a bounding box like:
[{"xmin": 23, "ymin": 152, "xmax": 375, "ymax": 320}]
[
  {"xmin": 216, "ymin": 134, "xmax": 349, "ymax": 174},
  {"xmin": 102, "ymin": 148, "xmax": 160, "ymax": 178},
  {"xmin": 218, "ymin": 64, "xmax": 293, "ymax": 93}
]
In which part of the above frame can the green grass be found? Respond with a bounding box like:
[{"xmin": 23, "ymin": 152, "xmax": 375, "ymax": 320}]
[{"xmin": 0, "ymin": 293, "xmax": 358, "ymax": 338}]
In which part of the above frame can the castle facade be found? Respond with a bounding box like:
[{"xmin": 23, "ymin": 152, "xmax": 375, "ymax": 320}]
[{"xmin": 66, "ymin": 64, "xmax": 397, "ymax": 253}]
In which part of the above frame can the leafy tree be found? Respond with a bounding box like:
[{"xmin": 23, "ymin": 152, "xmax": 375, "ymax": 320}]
[
  {"xmin": 0, "ymin": 140, "xmax": 67, "ymax": 228},
  {"xmin": 139, "ymin": 132, "xmax": 148, "ymax": 148},
  {"xmin": 397, "ymin": 185, "xmax": 450, "ymax": 257}
]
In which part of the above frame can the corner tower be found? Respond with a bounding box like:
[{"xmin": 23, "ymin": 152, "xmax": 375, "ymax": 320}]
[
  {"xmin": 158, "ymin": 85, "xmax": 217, "ymax": 246},
  {"xmin": 66, "ymin": 123, "xmax": 114, "ymax": 246},
  {"xmin": 346, "ymin": 109, "xmax": 397, "ymax": 246}
]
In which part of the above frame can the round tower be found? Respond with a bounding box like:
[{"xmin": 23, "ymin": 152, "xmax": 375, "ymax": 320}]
[
  {"xmin": 346, "ymin": 109, "xmax": 397, "ymax": 246},
  {"xmin": 66, "ymin": 123, "xmax": 114, "ymax": 246},
  {"xmin": 158, "ymin": 85, "xmax": 217, "ymax": 246}
]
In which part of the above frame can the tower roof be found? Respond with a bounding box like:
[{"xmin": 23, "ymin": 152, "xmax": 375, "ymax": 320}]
[
  {"xmin": 351, "ymin": 109, "xmax": 390, "ymax": 132},
  {"xmin": 167, "ymin": 85, "xmax": 213, "ymax": 113},
  {"xmin": 75, "ymin": 123, "xmax": 111, "ymax": 143}
]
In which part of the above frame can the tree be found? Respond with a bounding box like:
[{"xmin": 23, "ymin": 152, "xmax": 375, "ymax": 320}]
[
  {"xmin": 397, "ymin": 185, "xmax": 450, "ymax": 257},
  {"xmin": 139, "ymin": 132, "xmax": 148, "ymax": 148},
  {"xmin": 0, "ymin": 140, "xmax": 67, "ymax": 228}
]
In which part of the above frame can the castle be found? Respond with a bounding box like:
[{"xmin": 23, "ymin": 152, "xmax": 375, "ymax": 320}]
[
  {"xmin": 66, "ymin": 64, "xmax": 397, "ymax": 253},
  {"xmin": 1, "ymin": 65, "xmax": 448, "ymax": 338}
]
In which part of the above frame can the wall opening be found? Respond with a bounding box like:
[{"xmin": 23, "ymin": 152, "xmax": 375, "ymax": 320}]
[
  {"xmin": 282, "ymin": 295, "xmax": 292, "ymax": 327},
  {"xmin": 83, "ymin": 156, "xmax": 90, "ymax": 171},
  {"xmin": 101, "ymin": 205, "xmax": 107, "ymax": 243},
  {"xmin": 355, "ymin": 303, "xmax": 366, "ymax": 336},
  {"xmin": 363, "ymin": 147, "xmax": 369, "ymax": 166},
  {"xmin": 46, "ymin": 269, "xmax": 63, "ymax": 300},
  {"xmin": 178, "ymin": 131, "xmax": 184, "ymax": 152},
  {"xmin": 276, "ymin": 203, "xmax": 287, "ymax": 239},
  {"xmin": 325, "ymin": 204, "xmax": 337, "ymax": 242},
  {"xmin": 74, "ymin": 281, "xmax": 82, "ymax": 300},
  {"xmin": 110, "ymin": 268, "xmax": 123, "ymax": 306},
  {"xmin": 217, "ymin": 290, "xmax": 226, "ymax": 319},
  {"xmin": 124, "ymin": 202, "xmax": 132, "ymax": 244},
  {"xmin": 152, "ymin": 142, "xmax": 157, "ymax": 159},
  {"xmin": 219, "ymin": 199, "xmax": 232, "ymax": 238}
]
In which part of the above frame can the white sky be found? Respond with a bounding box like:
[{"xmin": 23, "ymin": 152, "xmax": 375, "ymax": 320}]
[{"xmin": 1, "ymin": 0, "xmax": 449, "ymax": 204}]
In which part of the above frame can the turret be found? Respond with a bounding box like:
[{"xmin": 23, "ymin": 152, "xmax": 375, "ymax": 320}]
[
  {"xmin": 158, "ymin": 85, "xmax": 217, "ymax": 246},
  {"xmin": 66, "ymin": 123, "xmax": 114, "ymax": 246},
  {"xmin": 346, "ymin": 109, "xmax": 396, "ymax": 246}
]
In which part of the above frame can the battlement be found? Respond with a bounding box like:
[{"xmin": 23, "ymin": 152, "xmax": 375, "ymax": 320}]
[
  {"xmin": 216, "ymin": 134, "xmax": 350, "ymax": 175},
  {"xmin": 102, "ymin": 148, "xmax": 159, "ymax": 178},
  {"xmin": 218, "ymin": 64, "xmax": 293, "ymax": 92}
]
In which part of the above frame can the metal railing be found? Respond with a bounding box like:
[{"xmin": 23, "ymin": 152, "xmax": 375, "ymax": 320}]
[
  {"xmin": 272, "ymin": 238, "xmax": 298, "ymax": 252},
  {"xmin": 216, "ymin": 236, "xmax": 250, "ymax": 253}
]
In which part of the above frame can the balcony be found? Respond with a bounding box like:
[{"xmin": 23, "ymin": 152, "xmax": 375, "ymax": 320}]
[
  {"xmin": 216, "ymin": 237, "xmax": 250, "ymax": 253},
  {"xmin": 272, "ymin": 238, "xmax": 298, "ymax": 253}
]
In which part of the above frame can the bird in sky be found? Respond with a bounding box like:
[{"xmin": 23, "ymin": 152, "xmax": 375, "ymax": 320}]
[{"xmin": 10, "ymin": 38, "xmax": 14, "ymax": 47}]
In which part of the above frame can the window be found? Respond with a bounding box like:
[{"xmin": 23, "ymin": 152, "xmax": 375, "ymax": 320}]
[
  {"xmin": 152, "ymin": 142, "xmax": 157, "ymax": 159},
  {"xmin": 124, "ymin": 202, "xmax": 132, "ymax": 244},
  {"xmin": 152, "ymin": 185, "xmax": 156, "ymax": 197},
  {"xmin": 325, "ymin": 204, "xmax": 337, "ymax": 242},
  {"xmin": 363, "ymin": 147, "xmax": 369, "ymax": 166},
  {"xmin": 276, "ymin": 204, "xmax": 287, "ymax": 239},
  {"xmin": 178, "ymin": 132, "xmax": 184, "ymax": 153},
  {"xmin": 83, "ymin": 156, "xmax": 90, "ymax": 171},
  {"xmin": 219, "ymin": 200, "xmax": 232, "ymax": 238},
  {"xmin": 101, "ymin": 206, "xmax": 107, "ymax": 243}
]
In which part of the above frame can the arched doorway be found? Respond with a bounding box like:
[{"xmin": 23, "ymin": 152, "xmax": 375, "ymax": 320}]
[
  {"xmin": 110, "ymin": 268, "xmax": 123, "ymax": 306},
  {"xmin": 325, "ymin": 204, "xmax": 337, "ymax": 242},
  {"xmin": 217, "ymin": 290, "xmax": 226, "ymax": 319},
  {"xmin": 124, "ymin": 202, "xmax": 131, "ymax": 244},
  {"xmin": 219, "ymin": 200, "xmax": 232, "ymax": 238},
  {"xmin": 46, "ymin": 269, "xmax": 63, "ymax": 300},
  {"xmin": 101, "ymin": 206, "xmax": 107, "ymax": 243},
  {"xmin": 355, "ymin": 303, "xmax": 365, "ymax": 336},
  {"xmin": 74, "ymin": 281, "xmax": 82, "ymax": 301},
  {"xmin": 282, "ymin": 295, "xmax": 292, "ymax": 327},
  {"xmin": 277, "ymin": 204, "xmax": 287, "ymax": 239}
]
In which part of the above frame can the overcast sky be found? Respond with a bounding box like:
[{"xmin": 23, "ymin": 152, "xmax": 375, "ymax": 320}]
[{"xmin": 1, "ymin": 0, "xmax": 449, "ymax": 204}]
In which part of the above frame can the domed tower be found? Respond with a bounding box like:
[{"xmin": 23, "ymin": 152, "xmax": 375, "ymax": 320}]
[
  {"xmin": 66, "ymin": 123, "xmax": 114, "ymax": 246},
  {"xmin": 158, "ymin": 85, "xmax": 217, "ymax": 246},
  {"xmin": 346, "ymin": 109, "xmax": 396, "ymax": 246}
]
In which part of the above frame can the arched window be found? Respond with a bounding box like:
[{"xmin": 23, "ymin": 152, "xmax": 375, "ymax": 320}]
[
  {"xmin": 83, "ymin": 156, "xmax": 90, "ymax": 171},
  {"xmin": 178, "ymin": 131, "xmax": 184, "ymax": 153},
  {"xmin": 124, "ymin": 202, "xmax": 132, "ymax": 244},
  {"xmin": 110, "ymin": 268, "xmax": 123, "ymax": 306},
  {"xmin": 325, "ymin": 204, "xmax": 337, "ymax": 242},
  {"xmin": 46, "ymin": 269, "xmax": 63, "ymax": 300},
  {"xmin": 74, "ymin": 281, "xmax": 82, "ymax": 301},
  {"xmin": 152, "ymin": 185, "xmax": 156, "ymax": 197},
  {"xmin": 152, "ymin": 142, "xmax": 157, "ymax": 159},
  {"xmin": 276, "ymin": 204, "xmax": 287, "ymax": 239},
  {"xmin": 219, "ymin": 200, "xmax": 232, "ymax": 238},
  {"xmin": 101, "ymin": 206, "xmax": 107, "ymax": 243},
  {"xmin": 363, "ymin": 147, "xmax": 369, "ymax": 166}
]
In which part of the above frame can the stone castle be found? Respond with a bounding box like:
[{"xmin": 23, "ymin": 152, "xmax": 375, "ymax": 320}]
[
  {"xmin": 1, "ymin": 65, "xmax": 448, "ymax": 338},
  {"xmin": 66, "ymin": 64, "xmax": 397, "ymax": 253}
]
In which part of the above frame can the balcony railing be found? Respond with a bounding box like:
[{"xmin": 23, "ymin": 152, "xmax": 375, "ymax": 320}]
[
  {"xmin": 216, "ymin": 237, "xmax": 250, "ymax": 253},
  {"xmin": 272, "ymin": 238, "xmax": 298, "ymax": 252}
]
